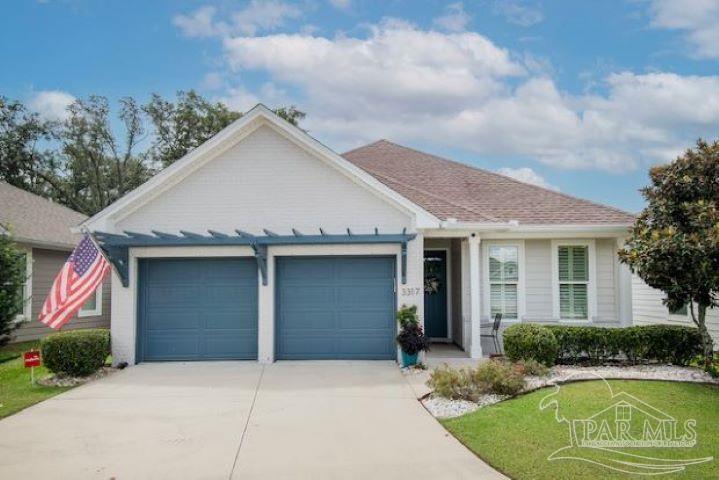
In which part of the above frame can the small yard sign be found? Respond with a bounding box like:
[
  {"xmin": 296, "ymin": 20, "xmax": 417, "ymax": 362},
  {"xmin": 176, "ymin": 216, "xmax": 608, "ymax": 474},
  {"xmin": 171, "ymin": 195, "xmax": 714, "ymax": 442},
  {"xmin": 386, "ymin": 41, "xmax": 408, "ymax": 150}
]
[
  {"xmin": 23, "ymin": 350, "xmax": 41, "ymax": 368},
  {"xmin": 24, "ymin": 350, "xmax": 41, "ymax": 384}
]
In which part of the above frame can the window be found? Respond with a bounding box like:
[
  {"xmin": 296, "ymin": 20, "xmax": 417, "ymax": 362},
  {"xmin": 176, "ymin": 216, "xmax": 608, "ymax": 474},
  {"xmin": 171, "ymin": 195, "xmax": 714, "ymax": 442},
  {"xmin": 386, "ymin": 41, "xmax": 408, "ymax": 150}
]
[
  {"xmin": 558, "ymin": 245, "xmax": 589, "ymax": 320},
  {"xmin": 669, "ymin": 302, "xmax": 688, "ymax": 316},
  {"xmin": 489, "ymin": 245, "xmax": 519, "ymax": 319},
  {"xmin": 78, "ymin": 283, "xmax": 102, "ymax": 317}
]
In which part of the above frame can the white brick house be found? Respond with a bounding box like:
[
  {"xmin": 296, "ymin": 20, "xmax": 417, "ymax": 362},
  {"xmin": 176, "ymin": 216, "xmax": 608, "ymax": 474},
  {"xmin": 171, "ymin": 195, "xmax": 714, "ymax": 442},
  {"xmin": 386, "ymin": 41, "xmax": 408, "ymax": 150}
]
[{"xmin": 79, "ymin": 105, "xmax": 636, "ymax": 365}]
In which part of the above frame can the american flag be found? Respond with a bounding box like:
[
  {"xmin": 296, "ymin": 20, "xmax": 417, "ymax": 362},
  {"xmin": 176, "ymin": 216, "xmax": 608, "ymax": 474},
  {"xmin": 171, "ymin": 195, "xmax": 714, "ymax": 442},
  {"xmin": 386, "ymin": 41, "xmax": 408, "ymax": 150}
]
[{"xmin": 39, "ymin": 234, "xmax": 111, "ymax": 329}]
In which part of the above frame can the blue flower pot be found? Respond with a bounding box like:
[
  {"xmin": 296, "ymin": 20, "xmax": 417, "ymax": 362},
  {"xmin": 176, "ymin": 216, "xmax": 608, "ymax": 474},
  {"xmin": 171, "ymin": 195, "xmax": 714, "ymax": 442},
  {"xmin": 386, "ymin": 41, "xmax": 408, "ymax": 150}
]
[{"xmin": 401, "ymin": 351, "xmax": 418, "ymax": 367}]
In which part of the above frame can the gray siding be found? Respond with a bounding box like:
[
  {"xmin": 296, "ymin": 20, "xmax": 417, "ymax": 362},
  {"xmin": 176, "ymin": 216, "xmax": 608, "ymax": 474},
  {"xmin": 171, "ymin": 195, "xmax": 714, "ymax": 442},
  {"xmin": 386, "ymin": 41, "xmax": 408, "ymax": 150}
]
[
  {"xmin": 13, "ymin": 247, "xmax": 110, "ymax": 343},
  {"xmin": 524, "ymin": 240, "xmax": 553, "ymax": 321},
  {"xmin": 596, "ymin": 238, "xmax": 618, "ymax": 322},
  {"xmin": 632, "ymin": 274, "xmax": 719, "ymax": 343}
]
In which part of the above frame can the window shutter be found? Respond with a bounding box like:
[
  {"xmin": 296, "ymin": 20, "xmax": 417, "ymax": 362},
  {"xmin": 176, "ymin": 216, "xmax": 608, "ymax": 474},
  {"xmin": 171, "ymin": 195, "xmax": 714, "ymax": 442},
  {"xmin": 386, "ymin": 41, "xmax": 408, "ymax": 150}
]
[
  {"xmin": 571, "ymin": 246, "xmax": 588, "ymax": 281},
  {"xmin": 504, "ymin": 284, "xmax": 518, "ymax": 319},
  {"xmin": 558, "ymin": 246, "xmax": 570, "ymax": 281},
  {"xmin": 572, "ymin": 284, "xmax": 588, "ymax": 319}
]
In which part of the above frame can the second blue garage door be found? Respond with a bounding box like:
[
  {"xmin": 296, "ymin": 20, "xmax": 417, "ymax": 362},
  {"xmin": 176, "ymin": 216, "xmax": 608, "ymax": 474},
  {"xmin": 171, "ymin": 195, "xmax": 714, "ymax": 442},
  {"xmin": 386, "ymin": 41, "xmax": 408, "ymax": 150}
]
[
  {"xmin": 137, "ymin": 258, "xmax": 258, "ymax": 362},
  {"xmin": 276, "ymin": 256, "xmax": 396, "ymax": 360}
]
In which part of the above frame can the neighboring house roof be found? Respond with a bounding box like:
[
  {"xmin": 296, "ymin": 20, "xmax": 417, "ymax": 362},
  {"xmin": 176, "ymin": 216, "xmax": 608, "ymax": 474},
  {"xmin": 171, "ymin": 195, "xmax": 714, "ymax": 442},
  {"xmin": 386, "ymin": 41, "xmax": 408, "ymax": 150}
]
[
  {"xmin": 0, "ymin": 182, "xmax": 86, "ymax": 249},
  {"xmin": 342, "ymin": 140, "xmax": 635, "ymax": 226}
]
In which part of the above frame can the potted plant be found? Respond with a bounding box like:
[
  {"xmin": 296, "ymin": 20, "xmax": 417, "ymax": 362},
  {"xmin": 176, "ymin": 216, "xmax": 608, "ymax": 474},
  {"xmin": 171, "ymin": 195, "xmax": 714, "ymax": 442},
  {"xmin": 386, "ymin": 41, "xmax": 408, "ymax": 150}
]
[{"xmin": 396, "ymin": 305, "xmax": 430, "ymax": 367}]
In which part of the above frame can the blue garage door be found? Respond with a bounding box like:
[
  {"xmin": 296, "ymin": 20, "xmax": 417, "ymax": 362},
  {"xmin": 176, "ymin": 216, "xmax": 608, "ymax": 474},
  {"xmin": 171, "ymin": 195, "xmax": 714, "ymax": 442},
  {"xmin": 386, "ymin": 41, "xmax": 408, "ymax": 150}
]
[
  {"xmin": 138, "ymin": 258, "xmax": 258, "ymax": 361},
  {"xmin": 276, "ymin": 256, "xmax": 396, "ymax": 360}
]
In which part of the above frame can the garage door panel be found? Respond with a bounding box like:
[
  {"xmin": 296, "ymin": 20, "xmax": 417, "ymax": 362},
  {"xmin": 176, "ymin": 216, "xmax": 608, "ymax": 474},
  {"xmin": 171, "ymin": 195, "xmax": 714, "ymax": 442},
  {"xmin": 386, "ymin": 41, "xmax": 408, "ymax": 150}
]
[
  {"xmin": 336, "ymin": 284, "xmax": 394, "ymax": 305},
  {"xmin": 280, "ymin": 286, "xmax": 333, "ymax": 306},
  {"xmin": 146, "ymin": 286, "xmax": 201, "ymax": 307},
  {"xmin": 335, "ymin": 258, "xmax": 395, "ymax": 279},
  {"xmin": 146, "ymin": 310, "xmax": 200, "ymax": 330},
  {"xmin": 281, "ymin": 310, "xmax": 335, "ymax": 329},
  {"xmin": 338, "ymin": 311, "xmax": 393, "ymax": 330},
  {"xmin": 276, "ymin": 256, "xmax": 395, "ymax": 360},
  {"xmin": 145, "ymin": 332, "xmax": 201, "ymax": 359},
  {"xmin": 139, "ymin": 258, "xmax": 258, "ymax": 361},
  {"xmin": 204, "ymin": 331, "xmax": 257, "ymax": 359},
  {"xmin": 280, "ymin": 259, "xmax": 334, "ymax": 281},
  {"xmin": 337, "ymin": 336, "xmax": 393, "ymax": 357}
]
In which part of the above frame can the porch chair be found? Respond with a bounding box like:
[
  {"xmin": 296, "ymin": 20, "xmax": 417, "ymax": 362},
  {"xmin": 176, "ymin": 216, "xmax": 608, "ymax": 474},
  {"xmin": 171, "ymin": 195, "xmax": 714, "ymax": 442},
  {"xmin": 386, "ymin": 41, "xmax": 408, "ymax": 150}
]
[{"xmin": 480, "ymin": 313, "xmax": 503, "ymax": 355}]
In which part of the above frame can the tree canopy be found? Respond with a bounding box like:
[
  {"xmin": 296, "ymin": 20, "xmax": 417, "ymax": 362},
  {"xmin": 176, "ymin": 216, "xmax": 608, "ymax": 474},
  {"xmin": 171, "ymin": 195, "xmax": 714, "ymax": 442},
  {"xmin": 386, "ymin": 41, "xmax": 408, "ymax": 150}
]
[
  {"xmin": 0, "ymin": 91, "xmax": 305, "ymax": 215},
  {"xmin": 619, "ymin": 139, "xmax": 719, "ymax": 362}
]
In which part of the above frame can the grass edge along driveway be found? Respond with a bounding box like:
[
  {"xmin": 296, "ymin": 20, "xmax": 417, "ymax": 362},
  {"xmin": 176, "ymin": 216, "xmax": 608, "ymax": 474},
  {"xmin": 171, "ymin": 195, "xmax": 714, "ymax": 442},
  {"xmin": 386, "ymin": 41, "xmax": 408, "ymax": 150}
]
[
  {"xmin": 0, "ymin": 341, "xmax": 72, "ymax": 420},
  {"xmin": 442, "ymin": 380, "xmax": 719, "ymax": 480}
]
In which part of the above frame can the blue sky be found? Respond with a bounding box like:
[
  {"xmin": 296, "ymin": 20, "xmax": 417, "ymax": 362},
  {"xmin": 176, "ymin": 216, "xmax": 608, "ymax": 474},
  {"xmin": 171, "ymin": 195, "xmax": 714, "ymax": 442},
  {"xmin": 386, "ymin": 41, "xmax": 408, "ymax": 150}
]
[{"xmin": 2, "ymin": 0, "xmax": 719, "ymax": 212}]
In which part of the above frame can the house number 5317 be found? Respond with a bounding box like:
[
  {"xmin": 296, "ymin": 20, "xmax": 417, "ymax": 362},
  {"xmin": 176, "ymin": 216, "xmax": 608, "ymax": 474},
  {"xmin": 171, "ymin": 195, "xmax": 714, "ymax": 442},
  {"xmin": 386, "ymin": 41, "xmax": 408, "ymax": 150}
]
[{"xmin": 401, "ymin": 287, "xmax": 422, "ymax": 296}]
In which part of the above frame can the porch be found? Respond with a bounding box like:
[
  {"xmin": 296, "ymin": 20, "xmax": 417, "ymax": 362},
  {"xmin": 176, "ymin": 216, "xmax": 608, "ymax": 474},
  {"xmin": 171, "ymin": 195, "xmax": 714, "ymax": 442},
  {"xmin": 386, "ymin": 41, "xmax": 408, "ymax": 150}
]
[{"xmin": 420, "ymin": 233, "xmax": 633, "ymax": 362}]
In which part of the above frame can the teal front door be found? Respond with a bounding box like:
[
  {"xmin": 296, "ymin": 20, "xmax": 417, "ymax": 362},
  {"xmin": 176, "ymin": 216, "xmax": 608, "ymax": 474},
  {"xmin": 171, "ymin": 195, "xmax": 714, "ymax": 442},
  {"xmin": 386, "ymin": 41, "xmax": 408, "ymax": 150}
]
[{"xmin": 424, "ymin": 250, "xmax": 448, "ymax": 338}]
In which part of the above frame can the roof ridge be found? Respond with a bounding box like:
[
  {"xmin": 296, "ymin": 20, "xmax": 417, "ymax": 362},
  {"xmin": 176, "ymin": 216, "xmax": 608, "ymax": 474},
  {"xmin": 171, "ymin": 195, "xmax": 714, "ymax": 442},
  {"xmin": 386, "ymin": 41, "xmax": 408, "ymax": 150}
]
[
  {"xmin": 360, "ymin": 169, "xmax": 501, "ymax": 222},
  {"xmin": 350, "ymin": 140, "xmax": 635, "ymax": 220},
  {"xmin": 340, "ymin": 139, "xmax": 388, "ymax": 157}
]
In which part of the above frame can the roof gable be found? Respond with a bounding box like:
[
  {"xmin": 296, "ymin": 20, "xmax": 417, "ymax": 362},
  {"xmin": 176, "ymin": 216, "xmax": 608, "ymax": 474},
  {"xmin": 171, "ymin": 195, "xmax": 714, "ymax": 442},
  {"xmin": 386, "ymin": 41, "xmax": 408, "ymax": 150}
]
[
  {"xmin": 82, "ymin": 106, "xmax": 439, "ymax": 232},
  {"xmin": 342, "ymin": 140, "xmax": 636, "ymax": 226}
]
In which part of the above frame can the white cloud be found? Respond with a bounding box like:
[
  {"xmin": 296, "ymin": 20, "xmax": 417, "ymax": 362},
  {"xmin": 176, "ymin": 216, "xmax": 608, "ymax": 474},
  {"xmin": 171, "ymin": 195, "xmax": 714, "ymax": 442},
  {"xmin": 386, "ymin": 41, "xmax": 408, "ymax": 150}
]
[
  {"xmin": 173, "ymin": 6, "xmax": 219, "ymax": 37},
  {"xmin": 497, "ymin": 167, "xmax": 559, "ymax": 191},
  {"xmin": 433, "ymin": 3, "xmax": 470, "ymax": 32},
  {"xmin": 648, "ymin": 0, "xmax": 719, "ymax": 59},
  {"xmin": 328, "ymin": 0, "xmax": 351, "ymax": 9},
  {"xmin": 201, "ymin": 72, "xmax": 224, "ymax": 90},
  {"xmin": 173, "ymin": 1, "xmax": 301, "ymax": 38},
  {"xmin": 493, "ymin": 0, "xmax": 544, "ymax": 27},
  {"xmin": 28, "ymin": 90, "xmax": 75, "ymax": 121},
  {"xmin": 189, "ymin": 19, "xmax": 719, "ymax": 173}
]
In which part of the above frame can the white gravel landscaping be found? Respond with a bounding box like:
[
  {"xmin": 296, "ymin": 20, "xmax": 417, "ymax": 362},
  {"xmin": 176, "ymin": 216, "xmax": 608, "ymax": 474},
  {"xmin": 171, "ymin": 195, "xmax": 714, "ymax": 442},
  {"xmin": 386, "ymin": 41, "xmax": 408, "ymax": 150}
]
[{"xmin": 421, "ymin": 364, "xmax": 719, "ymax": 419}]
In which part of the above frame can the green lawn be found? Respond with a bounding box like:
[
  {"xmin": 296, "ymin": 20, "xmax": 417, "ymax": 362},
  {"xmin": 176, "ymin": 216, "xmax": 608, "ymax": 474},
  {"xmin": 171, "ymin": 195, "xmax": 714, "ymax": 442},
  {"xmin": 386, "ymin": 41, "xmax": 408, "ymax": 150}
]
[
  {"xmin": 0, "ymin": 341, "xmax": 72, "ymax": 419},
  {"xmin": 442, "ymin": 380, "xmax": 719, "ymax": 480}
]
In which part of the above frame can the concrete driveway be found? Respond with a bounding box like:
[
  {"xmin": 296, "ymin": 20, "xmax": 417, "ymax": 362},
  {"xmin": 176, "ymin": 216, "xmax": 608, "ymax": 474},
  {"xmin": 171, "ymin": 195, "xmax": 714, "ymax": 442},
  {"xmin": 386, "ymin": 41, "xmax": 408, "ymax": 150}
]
[{"xmin": 0, "ymin": 362, "xmax": 503, "ymax": 479}]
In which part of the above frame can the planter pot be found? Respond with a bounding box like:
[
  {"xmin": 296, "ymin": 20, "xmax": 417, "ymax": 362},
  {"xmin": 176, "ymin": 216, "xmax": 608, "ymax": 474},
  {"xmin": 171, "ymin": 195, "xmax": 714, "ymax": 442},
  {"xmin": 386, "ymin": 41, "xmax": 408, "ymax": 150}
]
[{"xmin": 401, "ymin": 351, "xmax": 418, "ymax": 367}]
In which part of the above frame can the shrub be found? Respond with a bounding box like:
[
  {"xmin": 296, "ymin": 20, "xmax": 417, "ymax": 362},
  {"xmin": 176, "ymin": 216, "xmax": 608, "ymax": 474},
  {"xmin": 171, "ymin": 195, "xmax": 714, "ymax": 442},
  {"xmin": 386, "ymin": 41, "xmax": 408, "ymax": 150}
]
[
  {"xmin": 396, "ymin": 323, "xmax": 430, "ymax": 355},
  {"xmin": 41, "ymin": 329, "xmax": 110, "ymax": 377},
  {"xmin": 428, "ymin": 360, "xmax": 526, "ymax": 400},
  {"xmin": 396, "ymin": 304, "xmax": 419, "ymax": 328},
  {"xmin": 514, "ymin": 358, "xmax": 549, "ymax": 377},
  {"xmin": 503, "ymin": 323, "xmax": 558, "ymax": 366},
  {"xmin": 472, "ymin": 360, "xmax": 525, "ymax": 396},
  {"xmin": 545, "ymin": 324, "xmax": 701, "ymax": 366},
  {"xmin": 427, "ymin": 365, "xmax": 483, "ymax": 401}
]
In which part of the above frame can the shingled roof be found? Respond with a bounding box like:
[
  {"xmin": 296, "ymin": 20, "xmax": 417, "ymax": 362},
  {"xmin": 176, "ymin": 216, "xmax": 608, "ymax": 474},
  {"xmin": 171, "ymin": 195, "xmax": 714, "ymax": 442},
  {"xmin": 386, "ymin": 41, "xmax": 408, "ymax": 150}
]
[
  {"xmin": 0, "ymin": 182, "xmax": 86, "ymax": 249},
  {"xmin": 342, "ymin": 140, "xmax": 635, "ymax": 226}
]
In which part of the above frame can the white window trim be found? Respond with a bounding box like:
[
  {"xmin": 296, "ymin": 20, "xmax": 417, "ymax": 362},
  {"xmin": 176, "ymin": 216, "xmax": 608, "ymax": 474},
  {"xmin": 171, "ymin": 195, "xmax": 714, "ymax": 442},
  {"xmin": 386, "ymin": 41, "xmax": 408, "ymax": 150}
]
[
  {"xmin": 14, "ymin": 248, "xmax": 32, "ymax": 323},
  {"xmin": 482, "ymin": 240, "xmax": 525, "ymax": 323},
  {"xmin": 551, "ymin": 239, "xmax": 597, "ymax": 323},
  {"xmin": 78, "ymin": 283, "xmax": 103, "ymax": 317},
  {"xmin": 667, "ymin": 302, "xmax": 691, "ymax": 322}
]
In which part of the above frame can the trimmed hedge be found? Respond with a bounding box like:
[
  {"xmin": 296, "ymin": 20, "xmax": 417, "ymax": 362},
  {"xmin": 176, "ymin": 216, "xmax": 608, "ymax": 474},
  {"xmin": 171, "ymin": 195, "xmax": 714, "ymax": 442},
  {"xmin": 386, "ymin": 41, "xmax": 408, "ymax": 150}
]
[
  {"xmin": 544, "ymin": 324, "xmax": 702, "ymax": 366},
  {"xmin": 502, "ymin": 323, "xmax": 559, "ymax": 366},
  {"xmin": 40, "ymin": 329, "xmax": 110, "ymax": 377}
]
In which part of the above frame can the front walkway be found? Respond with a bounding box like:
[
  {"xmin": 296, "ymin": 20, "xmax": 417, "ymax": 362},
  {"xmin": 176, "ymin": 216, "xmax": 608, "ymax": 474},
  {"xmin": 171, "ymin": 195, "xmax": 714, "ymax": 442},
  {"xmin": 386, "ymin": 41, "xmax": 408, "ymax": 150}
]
[{"xmin": 0, "ymin": 361, "xmax": 505, "ymax": 479}]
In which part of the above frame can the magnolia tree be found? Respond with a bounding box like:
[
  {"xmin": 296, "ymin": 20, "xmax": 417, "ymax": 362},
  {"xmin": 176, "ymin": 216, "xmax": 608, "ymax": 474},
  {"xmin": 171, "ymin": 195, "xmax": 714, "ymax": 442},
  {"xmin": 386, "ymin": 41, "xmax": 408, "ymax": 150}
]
[{"xmin": 620, "ymin": 140, "xmax": 719, "ymax": 363}]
